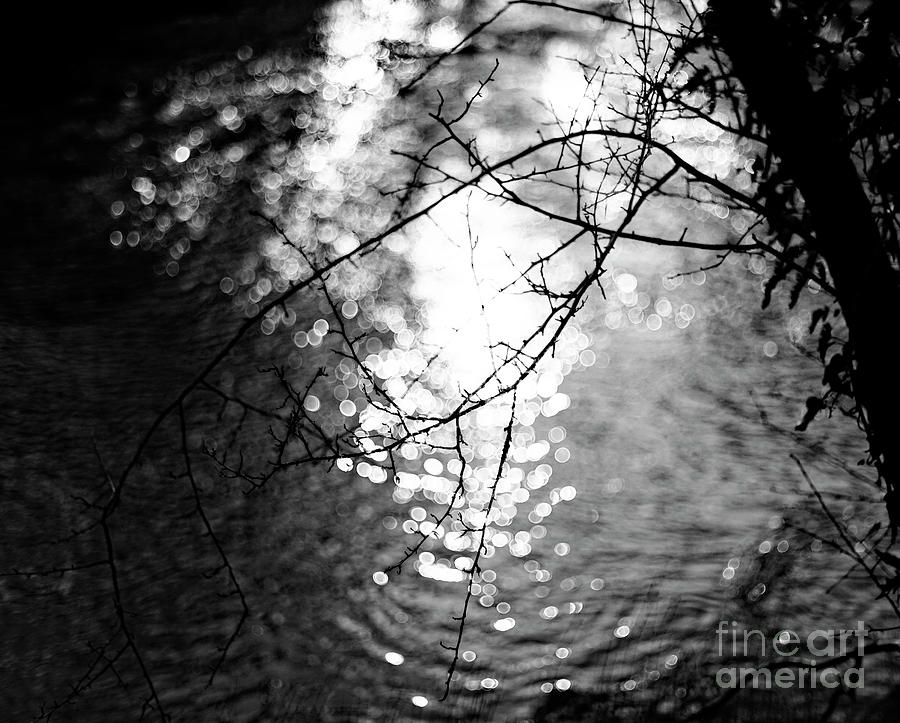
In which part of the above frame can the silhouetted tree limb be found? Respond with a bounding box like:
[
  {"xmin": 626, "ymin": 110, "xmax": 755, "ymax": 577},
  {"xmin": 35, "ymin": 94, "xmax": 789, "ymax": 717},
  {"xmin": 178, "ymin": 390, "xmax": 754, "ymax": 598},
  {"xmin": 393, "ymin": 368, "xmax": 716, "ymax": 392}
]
[{"xmin": 706, "ymin": 0, "xmax": 900, "ymax": 534}]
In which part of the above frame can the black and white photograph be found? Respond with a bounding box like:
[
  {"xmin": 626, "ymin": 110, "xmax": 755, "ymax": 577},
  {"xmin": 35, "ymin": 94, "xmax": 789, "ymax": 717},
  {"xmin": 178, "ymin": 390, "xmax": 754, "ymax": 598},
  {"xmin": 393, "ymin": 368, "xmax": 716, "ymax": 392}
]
[{"xmin": 3, "ymin": 1, "xmax": 900, "ymax": 720}]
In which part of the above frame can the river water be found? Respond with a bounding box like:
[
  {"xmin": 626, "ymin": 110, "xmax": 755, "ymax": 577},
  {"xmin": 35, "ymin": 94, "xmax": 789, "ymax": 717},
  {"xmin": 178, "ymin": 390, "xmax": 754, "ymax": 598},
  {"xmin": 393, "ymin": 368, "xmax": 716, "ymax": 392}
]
[{"xmin": 3, "ymin": 1, "xmax": 899, "ymax": 721}]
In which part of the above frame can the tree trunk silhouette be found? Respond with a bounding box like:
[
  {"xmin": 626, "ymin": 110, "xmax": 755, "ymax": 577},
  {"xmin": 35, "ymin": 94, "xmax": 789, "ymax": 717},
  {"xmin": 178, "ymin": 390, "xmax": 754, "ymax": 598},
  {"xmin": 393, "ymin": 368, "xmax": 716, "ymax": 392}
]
[{"xmin": 708, "ymin": 0, "xmax": 900, "ymax": 527}]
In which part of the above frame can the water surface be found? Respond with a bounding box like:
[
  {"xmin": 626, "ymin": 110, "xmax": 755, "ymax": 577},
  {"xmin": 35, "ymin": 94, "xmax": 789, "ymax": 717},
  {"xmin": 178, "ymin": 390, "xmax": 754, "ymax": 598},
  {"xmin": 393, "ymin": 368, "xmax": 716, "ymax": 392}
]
[{"xmin": 3, "ymin": 1, "xmax": 898, "ymax": 721}]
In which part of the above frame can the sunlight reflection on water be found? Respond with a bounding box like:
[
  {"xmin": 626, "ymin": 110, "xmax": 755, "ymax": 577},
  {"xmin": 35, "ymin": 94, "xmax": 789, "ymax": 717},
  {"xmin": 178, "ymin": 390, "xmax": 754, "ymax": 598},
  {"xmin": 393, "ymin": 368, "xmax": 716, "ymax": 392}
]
[{"xmin": 100, "ymin": 0, "xmax": 895, "ymax": 717}]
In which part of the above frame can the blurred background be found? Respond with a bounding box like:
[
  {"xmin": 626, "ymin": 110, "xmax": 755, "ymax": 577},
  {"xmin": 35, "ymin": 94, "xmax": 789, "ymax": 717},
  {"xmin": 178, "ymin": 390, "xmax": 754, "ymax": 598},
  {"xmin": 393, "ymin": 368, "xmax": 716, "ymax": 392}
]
[{"xmin": 2, "ymin": 1, "xmax": 899, "ymax": 720}]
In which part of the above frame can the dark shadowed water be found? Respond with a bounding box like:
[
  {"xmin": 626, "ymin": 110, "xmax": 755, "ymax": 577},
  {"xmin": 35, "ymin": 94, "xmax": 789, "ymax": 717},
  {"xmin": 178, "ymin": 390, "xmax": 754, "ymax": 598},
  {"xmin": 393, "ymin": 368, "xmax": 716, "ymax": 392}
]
[{"xmin": 3, "ymin": 1, "xmax": 899, "ymax": 721}]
